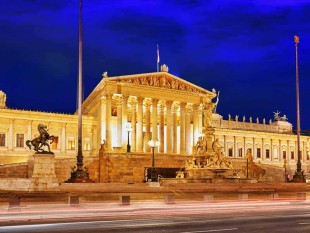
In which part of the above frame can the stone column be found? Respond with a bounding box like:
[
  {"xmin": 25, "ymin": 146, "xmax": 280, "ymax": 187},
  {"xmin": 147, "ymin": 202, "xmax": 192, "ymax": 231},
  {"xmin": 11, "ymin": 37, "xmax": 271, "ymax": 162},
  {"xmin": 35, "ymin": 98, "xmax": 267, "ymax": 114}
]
[
  {"xmin": 224, "ymin": 135, "xmax": 227, "ymax": 156},
  {"xmin": 287, "ymin": 140, "xmax": 290, "ymax": 161},
  {"xmin": 137, "ymin": 97, "xmax": 144, "ymax": 152},
  {"xmin": 270, "ymin": 139, "xmax": 273, "ymax": 161},
  {"xmin": 99, "ymin": 97, "xmax": 106, "ymax": 149},
  {"xmin": 234, "ymin": 136, "xmax": 237, "ymax": 158},
  {"xmin": 131, "ymin": 98, "xmax": 137, "ymax": 152},
  {"xmin": 61, "ymin": 123, "xmax": 66, "ymax": 153},
  {"xmin": 166, "ymin": 100, "xmax": 173, "ymax": 154},
  {"xmin": 8, "ymin": 119, "xmax": 14, "ymax": 149},
  {"xmin": 105, "ymin": 94, "xmax": 113, "ymax": 151},
  {"xmin": 122, "ymin": 95, "xmax": 129, "ymax": 151},
  {"xmin": 151, "ymin": 99, "xmax": 159, "ymax": 142},
  {"xmin": 145, "ymin": 101, "xmax": 151, "ymax": 152},
  {"xmin": 27, "ymin": 120, "xmax": 32, "ymax": 141},
  {"xmin": 185, "ymin": 105, "xmax": 192, "ymax": 154},
  {"xmin": 172, "ymin": 105, "xmax": 178, "ymax": 153},
  {"xmin": 198, "ymin": 105, "xmax": 203, "ymax": 136},
  {"xmin": 180, "ymin": 102, "xmax": 186, "ymax": 154},
  {"xmin": 192, "ymin": 104, "xmax": 199, "ymax": 147},
  {"xmin": 279, "ymin": 139, "xmax": 282, "ymax": 162},
  {"xmin": 159, "ymin": 102, "xmax": 165, "ymax": 153},
  {"xmin": 116, "ymin": 96, "xmax": 123, "ymax": 147},
  {"xmin": 262, "ymin": 138, "xmax": 265, "ymax": 161}
]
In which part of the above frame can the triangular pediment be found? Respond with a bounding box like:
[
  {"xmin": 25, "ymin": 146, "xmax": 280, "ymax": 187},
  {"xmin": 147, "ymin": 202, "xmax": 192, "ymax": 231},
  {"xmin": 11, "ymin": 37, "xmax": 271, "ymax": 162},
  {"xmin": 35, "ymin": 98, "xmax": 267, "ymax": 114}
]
[{"xmin": 105, "ymin": 72, "xmax": 213, "ymax": 95}]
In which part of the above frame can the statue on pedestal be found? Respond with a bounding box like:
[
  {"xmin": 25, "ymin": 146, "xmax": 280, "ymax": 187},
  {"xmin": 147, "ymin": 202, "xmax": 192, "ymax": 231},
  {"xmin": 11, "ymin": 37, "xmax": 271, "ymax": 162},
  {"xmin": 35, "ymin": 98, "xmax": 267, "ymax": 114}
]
[{"xmin": 26, "ymin": 124, "xmax": 55, "ymax": 154}]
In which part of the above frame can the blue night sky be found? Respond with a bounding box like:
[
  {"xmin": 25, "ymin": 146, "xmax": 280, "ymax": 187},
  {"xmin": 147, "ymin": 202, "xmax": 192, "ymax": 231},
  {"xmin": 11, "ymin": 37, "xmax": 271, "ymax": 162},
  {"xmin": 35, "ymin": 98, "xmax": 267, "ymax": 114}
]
[{"xmin": 0, "ymin": 0, "xmax": 310, "ymax": 129}]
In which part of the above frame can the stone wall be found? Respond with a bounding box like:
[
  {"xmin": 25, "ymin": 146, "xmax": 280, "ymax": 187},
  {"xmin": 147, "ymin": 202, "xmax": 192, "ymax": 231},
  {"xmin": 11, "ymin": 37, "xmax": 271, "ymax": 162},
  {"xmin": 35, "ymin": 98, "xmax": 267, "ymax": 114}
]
[
  {"xmin": 99, "ymin": 151, "xmax": 187, "ymax": 183},
  {"xmin": 0, "ymin": 163, "xmax": 28, "ymax": 178},
  {"xmin": 0, "ymin": 150, "xmax": 290, "ymax": 184}
]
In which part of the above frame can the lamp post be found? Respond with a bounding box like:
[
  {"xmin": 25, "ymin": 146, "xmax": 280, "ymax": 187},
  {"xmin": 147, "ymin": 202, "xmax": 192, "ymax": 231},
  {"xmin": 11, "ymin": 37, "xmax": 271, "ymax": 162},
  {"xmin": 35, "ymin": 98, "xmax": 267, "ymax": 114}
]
[
  {"xmin": 126, "ymin": 124, "xmax": 132, "ymax": 153},
  {"xmin": 148, "ymin": 139, "xmax": 160, "ymax": 182},
  {"xmin": 292, "ymin": 35, "xmax": 305, "ymax": 182}
]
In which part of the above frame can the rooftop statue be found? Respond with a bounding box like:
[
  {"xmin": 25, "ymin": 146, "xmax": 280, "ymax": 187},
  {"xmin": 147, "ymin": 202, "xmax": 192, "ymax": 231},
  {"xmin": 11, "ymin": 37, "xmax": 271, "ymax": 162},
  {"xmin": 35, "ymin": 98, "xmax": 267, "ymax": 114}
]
[
  {"xmin": 0, "ymin": 90, "xmax": 6, "ymax": 108},
  {"xmin": 273, "ymin": 110, "xmax": 281, "ymax": 121},
  {"xmin": 26, "ymin": 124, "xmax": 55, "ymax": 154}
]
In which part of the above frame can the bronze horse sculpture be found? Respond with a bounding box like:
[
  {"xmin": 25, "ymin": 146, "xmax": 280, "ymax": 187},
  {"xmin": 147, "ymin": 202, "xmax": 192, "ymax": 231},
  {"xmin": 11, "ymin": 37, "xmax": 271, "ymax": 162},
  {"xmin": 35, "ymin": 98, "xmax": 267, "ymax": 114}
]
[{"xmin": 26, "ymin": 124, "xmax": 55, "ymax": 153}]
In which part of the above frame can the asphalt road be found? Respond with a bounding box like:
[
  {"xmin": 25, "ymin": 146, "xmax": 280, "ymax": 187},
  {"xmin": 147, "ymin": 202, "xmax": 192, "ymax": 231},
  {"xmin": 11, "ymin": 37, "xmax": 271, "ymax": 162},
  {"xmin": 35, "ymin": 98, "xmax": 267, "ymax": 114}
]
[{"xmin": 0, "ymin": 200, "xmax": 309, "ymax": 232}]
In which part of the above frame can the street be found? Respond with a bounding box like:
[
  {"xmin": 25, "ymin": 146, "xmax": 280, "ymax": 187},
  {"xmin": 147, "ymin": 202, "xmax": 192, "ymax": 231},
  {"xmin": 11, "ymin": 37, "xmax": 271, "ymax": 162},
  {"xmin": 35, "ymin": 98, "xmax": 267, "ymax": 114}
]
[{"xmin": 0, "ymin": 200, "xmax": 309, "ymax": 232}]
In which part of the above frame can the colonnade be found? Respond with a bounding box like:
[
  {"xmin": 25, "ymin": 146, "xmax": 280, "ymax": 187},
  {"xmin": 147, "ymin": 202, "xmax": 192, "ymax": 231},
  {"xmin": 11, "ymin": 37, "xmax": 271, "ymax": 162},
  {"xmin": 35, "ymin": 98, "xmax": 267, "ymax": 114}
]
[{"xmin": 101, "ymin": 94, "xmax": 203, "ymax": 154}]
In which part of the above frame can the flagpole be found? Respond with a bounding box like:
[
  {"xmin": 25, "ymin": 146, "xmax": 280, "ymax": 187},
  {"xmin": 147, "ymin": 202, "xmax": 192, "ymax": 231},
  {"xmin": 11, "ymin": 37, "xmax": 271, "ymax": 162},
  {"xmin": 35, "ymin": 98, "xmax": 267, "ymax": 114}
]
[{"xmin": 157, "ymin": 44, "xmax": 159, "ymax": 72}]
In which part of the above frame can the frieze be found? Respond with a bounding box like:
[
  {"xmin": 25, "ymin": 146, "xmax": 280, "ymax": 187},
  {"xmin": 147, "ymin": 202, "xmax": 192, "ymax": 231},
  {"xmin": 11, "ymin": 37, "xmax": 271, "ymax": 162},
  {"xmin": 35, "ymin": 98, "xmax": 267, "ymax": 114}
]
[{"xmin": 112, "ymin": 75, "xmax": 205, "ymax": 94}]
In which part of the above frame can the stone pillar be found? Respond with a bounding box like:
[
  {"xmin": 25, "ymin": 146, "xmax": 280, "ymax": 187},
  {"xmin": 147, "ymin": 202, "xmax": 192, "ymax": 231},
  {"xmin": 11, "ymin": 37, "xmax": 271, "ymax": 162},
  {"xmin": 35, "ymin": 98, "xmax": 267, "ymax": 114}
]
[
  {"xmin": 99, "ymin": 97, "xmax": 106, "ymax": 149},
  {"xmin": 137, "ymin": 97, "xmax": 144, "ymax": 152},
  {"xmin": 116, "ymin": 96, "xmax": 123, "ymax": 147},
  {"xmin": 151, "ymin": 99, "xmax": 159, "ymax": 142},
  {"xmin": 192, "ymin": 104, "xmax": 199, "ymax": 147},
  {"xmin": 166, "ymin": 100, "xmax": 173, "ymax": 154},
  {"xmin": 279, "ymin": 139, "xmax": 282, "ymax": 162},
  {"xmin": 105, "ymin": 94, "xmax": 113, "ymax": 151},
  {"xmin": 224, "ymin": 135, "xmax": 227, "ymax": 156},
  {"xmin": 8, "ymin": 119, "xmax": 14, "ymax": 149},
  {"xmin": 180, "ymin": 102, "xmax": 186, "ymax": 154},
  {"xmin": 270, "ymin": 139, "xmax": 273, "ymax": 161},
  {"xmin": 287, "ymin": 140, "xmax": 290, "ymax": 161},
  {"xmin": 61, "ymin": 123, "xmax": 66, "ymax": 153},
  {"xmin": 27, "ymin": 120, "xmax": 32, "ymax": 141},
  {"xmin": 122, "ymin": 95, "xmax": 129, "ymax": 151},
  {"xmin": 198, "ymin": 105, "xmax": 203, "ymax": 136},
  {"xmin": 131, "ymin": 98, "xmax": 137, "ymax": 152},
  {"xmin": 159, "ymin": 102, "xmax": 165, "ymax": 153},
  {"xmin": 145, "ymin": 101, "xmax": 151, "ymax": 152},
  {"xmin": 185, "ymin": 105, "xmax": 192, "ymax": 154},
  {"xmin": 172, "ymin": 105, "xmax": 178, "ymax": 153},
  {"xmin": 262, "ymin": 138, "xmax": 265, "ymax": 161},
  {"xmin": 234, "ymin": 136, "xmax": 237, "ymax": 158}
]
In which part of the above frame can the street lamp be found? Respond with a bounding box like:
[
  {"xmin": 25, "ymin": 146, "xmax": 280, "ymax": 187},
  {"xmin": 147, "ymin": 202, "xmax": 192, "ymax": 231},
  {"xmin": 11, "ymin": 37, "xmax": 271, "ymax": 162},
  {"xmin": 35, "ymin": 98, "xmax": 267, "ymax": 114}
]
[
  {"xmin": 292, "ymin": 35, "xmax": 306, "ymax": 182},
  {"xmin": 126, "ymin": 123, "xmax": 132, "ymax": 153},
  {"xmin": 148, "ymin": 139, "xmax": 160, "ymax": 182}
]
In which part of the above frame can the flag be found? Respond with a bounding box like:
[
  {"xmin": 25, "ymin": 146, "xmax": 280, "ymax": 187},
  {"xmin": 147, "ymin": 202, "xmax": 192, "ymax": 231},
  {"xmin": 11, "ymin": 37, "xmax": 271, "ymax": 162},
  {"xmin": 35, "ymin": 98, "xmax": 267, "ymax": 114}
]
[{"xmin": 157, "ymin": 44, "xmax": 160, "ymax": 64}]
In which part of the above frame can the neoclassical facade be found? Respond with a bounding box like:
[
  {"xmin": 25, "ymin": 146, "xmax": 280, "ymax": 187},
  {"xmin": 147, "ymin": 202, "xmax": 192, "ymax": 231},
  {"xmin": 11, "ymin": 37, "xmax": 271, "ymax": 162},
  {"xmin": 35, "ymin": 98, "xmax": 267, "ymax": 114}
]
[{"xmin": 0, "ymin": 70, "xmax": 309, "ymax": 173}]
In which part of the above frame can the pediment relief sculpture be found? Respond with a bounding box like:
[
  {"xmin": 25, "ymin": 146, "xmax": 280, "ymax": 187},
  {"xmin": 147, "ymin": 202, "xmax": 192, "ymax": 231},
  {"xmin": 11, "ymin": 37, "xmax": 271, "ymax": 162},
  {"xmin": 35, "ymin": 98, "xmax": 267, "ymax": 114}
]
[{"xmin": 112, "ymin": 75, "xmax": 205, "ymax": 94}]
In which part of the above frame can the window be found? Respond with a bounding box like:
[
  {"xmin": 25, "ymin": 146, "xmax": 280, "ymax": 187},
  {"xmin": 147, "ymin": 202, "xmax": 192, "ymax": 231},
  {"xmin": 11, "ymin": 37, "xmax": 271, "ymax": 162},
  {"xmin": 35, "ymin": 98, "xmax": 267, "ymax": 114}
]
[
  {"xmin": 283, "ymin": 151, "xmax": 286, "ymax": 159},
  {"xmin": 291, "ymin": 151, "xmax": 294, "ymax": 160},
  {"xmin": 51, "ymin": 136, "xmax": 59, "ymax": 149},
  {"xmin": 16, "ymin": 134, "xmax": 24, "ymax": 147},
  {"xmin": 238, "ymin": 148, "xmax": 243, "ymax": 157},
  {"xmin": 0, "ymin": 133, "xmax": 5, "ymax": 147},
  {"xmin": 257, "ymin": 148, "xmax": 261, "ymax": 158},
  {"xmin": 68, "ymin": 137, "xmax": 75, "ymax": 150},
  {"xmin": 84, "ymin": 138, "xmax": 90, "ymax": 151},
  {"xmin": 307, "ymin": 152, "xmax": 309, "ymax": 161},
  {"xmin": 228, "ymin": 148, "xmax": 233, "ymax": 157},
  {"xmin": 266, "ymin": 149, "xmax": 270, "ymax": 159}
]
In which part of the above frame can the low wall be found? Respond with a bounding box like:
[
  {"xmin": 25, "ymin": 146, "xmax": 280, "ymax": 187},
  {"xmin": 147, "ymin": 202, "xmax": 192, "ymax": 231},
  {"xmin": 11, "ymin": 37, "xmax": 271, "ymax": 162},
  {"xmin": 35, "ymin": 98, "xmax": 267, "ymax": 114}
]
[{"xmin": 99, "ymin": 151, "xmax": 187, "ymax": 183}]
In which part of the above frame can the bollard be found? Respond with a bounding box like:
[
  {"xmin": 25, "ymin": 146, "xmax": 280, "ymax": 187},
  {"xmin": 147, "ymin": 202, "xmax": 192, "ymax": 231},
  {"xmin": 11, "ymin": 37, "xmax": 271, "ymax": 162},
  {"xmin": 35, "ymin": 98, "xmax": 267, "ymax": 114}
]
[
  {"xmin": 69, "ymin": 196, "xmax": 80, "ymax": 206},
  {"xmin": 164, "ymin": 195, "xmax": 175, "ymax": 204},
  {"xmin": 238, "ymin": 193, "xmax": 248, "ymax": 200},
  {"xmin": 203, "ymin": 194, "xmax": 214, "ymax": 202},
  {"xmin": 297, "ymin": 192, "xmax": 306, "ymax": 201},
  {"xmin": 119, "ymin": 195, "xmax": 130, "ymax": 205},
  {"xmin": 8, "ymin": 196, "xmax": 21, "ymax": 212}
]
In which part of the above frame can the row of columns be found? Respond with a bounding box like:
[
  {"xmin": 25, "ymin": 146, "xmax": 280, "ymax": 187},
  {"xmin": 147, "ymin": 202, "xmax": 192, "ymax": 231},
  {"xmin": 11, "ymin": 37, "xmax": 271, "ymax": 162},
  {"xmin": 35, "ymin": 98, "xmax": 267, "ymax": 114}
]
[
  {"xmin": 103, "ymin": 94, "xmax": 202, "ymax": 154},
  {"xmin": 222, "ymin": 136, "xmax": 309, "ymax": 162}
]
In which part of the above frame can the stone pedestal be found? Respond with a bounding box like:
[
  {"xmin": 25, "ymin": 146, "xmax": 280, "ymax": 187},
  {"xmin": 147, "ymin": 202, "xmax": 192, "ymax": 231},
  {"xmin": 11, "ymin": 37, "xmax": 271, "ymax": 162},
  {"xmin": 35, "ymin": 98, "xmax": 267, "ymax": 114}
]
[{"xmin": 31, "ymin": 154, "xmax": 59, "ymax": 190}]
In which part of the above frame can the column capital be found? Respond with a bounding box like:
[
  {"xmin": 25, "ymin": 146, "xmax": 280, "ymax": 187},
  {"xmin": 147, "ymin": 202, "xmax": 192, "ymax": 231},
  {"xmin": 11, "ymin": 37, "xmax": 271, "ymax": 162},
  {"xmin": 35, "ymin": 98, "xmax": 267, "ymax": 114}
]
[
  {"xmin": 105, "ymin": 93, "xmax": 113, "ymax": 99},
  {"xmin": 166, "ymin": 100, "xmax": 173, "ymax": 108},
  {"xmin": 180, "ymin": 102, "xmax": 187, "ymax": 110},
  {"xmin": 186, "ymin": 105, "xmax": 193, "ymax": 114},
  {"xmin": 152, "ymin": 98, "xmax": 159, "ymax": 105},
  {"xmin": 137, "ymin": 96, "xmax": 144, "ymax": 105}
]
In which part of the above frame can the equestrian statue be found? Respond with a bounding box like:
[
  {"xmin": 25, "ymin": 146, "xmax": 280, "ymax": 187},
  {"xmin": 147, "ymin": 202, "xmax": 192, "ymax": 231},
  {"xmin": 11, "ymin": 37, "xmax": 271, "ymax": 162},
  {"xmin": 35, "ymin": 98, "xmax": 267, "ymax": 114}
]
[{"xmin": 26, "ymin": 124, "xmax": 55, "ymax": 154}]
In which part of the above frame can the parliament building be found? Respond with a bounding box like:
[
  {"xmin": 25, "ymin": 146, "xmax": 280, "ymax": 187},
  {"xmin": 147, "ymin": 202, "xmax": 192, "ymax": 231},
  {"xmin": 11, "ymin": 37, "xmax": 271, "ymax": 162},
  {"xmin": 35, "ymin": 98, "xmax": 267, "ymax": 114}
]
[{"xmin": 0, "ymin": 68, "xmax": 309, "ymax": 183}]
